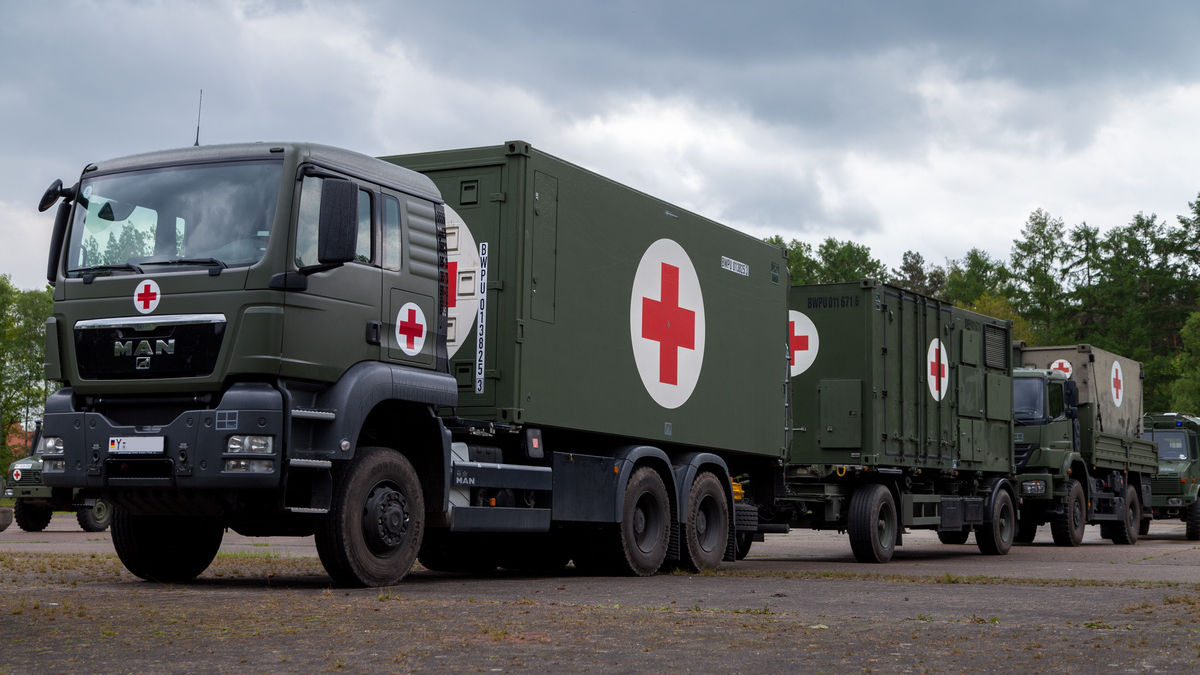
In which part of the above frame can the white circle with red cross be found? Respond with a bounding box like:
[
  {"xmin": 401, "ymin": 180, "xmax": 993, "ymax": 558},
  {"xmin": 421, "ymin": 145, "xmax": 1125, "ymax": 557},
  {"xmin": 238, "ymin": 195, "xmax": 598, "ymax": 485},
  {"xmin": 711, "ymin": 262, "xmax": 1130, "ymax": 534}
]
[
  {"xmin": 788, "ymin": 310, "xmax": 819, "ymax": 377},
  {"xmin": 926, "ymin": 338, "xmax": 950, "ymax": 401},
  {"xmin": 395, "ymin": 302, "xmax": 427, "ymax": 357},
  {"xmin": 1050, "ymin": 359, "xmax": 1073, "ymax": 379},
  {"xmin": 444, "ymin": 206, "xmax": 481, "ymax": 359},
  {"xmin": 1111, "ymin": 360, "xmax": 1125, "ymax": 408},
  {"xmin": 630, "ymin": 239, "xmax": 705, "ymax": 409},
  {"xmin": 132, "ymin": 279, "xmax": 161, "ymax": 314},
  {"xmin": 11, "ymin": 468, "xmax": 21, "ymax": 482}
]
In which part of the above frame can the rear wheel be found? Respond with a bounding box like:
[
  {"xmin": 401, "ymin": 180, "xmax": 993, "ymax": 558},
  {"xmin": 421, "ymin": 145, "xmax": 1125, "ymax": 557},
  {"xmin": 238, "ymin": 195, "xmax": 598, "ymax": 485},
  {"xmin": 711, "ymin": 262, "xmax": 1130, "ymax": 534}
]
[
  {"xmin": 77, "ymin": 499, "xmax": 112, "ymax": 532},
  {"xmin": 937, "ymin": 529, "xmax": 970, "ymax": 545},
  {"xmin": 1186, "ymin": 501, "xmax": 1200, "ymax": 541},
  {"xmin": 315, "ymin": 447, "xmax": 424, "ymax": 587},
  {"xmin": 977, "ymin": 489, "xmax": 1015, "ymax": 555},
  {"xmin": 682, "ymin": 472, "xmax": 729, "ymax": 572},
  {"xmin": 735, "ymin": 533, "xmax": 754, "ymax": 560},
  {"xmin": 1138, "ymin": 518, "xmax": 1151, "ymax": 537},
  {"xmin": 1050, "ymin": 479, "xmax": 1086, "ymax": 547},
  {"xmin": 111, "ymin": 509, "xmax": 224, "ymax": 582},
  {"xmin": 848, "ymin": 484, "xmax": 897, "ymax": 563},
  {"xmin": 13, "ymin": 501, "xmax": 52, "ymax": 532},
  {"xmin": 1111, "ymin": 485, "xmax": 1141, "ymax": 545},
  {"xmin": 612, "ymin": 467, "xmax": 670, "ymax": 576}
]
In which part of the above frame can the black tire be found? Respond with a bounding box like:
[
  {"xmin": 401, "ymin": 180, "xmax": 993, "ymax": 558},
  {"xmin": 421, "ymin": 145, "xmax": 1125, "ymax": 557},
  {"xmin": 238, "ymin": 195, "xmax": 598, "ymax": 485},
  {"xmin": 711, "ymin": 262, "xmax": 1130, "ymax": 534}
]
[
  {"xmin": 315, "ymin": 447, "xmax": 424, "ymax": 587},
  {"xmin": 13, "ymin": 501, "xmax": 52, "ymax": 532},
  {"xmin": 682, "ymin": 472, "xmax": 729, "ymax": 572},
  {"xmin": 417, "ymin": 530, "xmax": 499, "ymax": 574},
  {"xmin": 1014, "ymin": 517, "xmax": 1039, "ymax": 544},
  {"xmin": 735, "ymin": 533, "xmax": 753, "ymax": 560},
  {"xmin": 937, "ymin": 529, "xmax": 970, "ymax": 545},
  {"xmin": 977, "ymin": 489, "xmax": 1015, "ymax": 556},
  {"xmin": 111, "ymin": 508, "xmax": 224, "ymax": 582},
  {"xmin": 76, "ymin": 499, "xmax": 112, "ymax": 532},
  {"xmin": 1138, "ymin": 518, "xmax": 1151, "ymax": 537},
  {"xmin": 605, "ymin": 466, "xmax": 670, "ymax": 576},
  {"xmin": 1186, "ymin": 500, "xmax": 1200, "ymax": 541},
  {"xmin": 1111, "ymin": 485, "xmax": 1141, "ymax": 545},
  {"xmin": 848, "ymin": 484, "xmax": 897, "ymax": 563},
  {"xmin": 1050, "ymin": 479, "xmax": 1086, "ymax": 547}
]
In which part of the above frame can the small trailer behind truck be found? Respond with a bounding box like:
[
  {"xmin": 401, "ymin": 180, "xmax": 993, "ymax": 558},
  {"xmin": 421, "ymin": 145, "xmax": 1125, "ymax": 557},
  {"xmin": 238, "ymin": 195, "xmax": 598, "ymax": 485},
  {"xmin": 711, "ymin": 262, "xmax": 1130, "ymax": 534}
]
[{"xmin": 1011, "ymin": 344, "xmax": 1156, "ymax": 545}]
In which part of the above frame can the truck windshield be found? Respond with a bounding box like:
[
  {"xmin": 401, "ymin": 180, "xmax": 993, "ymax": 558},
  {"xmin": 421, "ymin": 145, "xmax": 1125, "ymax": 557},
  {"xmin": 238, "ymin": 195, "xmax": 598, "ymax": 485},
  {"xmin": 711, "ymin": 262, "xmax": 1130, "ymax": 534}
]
[
  {"xmin": 1012, "ymin": 377, "xmax": 1045, "ymax": 423},
  {"xmin": 1146, "ymin": 429, "xmax": 1191, "ymax": 461},
  {"xmin": 65, "ymin": 161, "xmax": 283, "ymax": 275}
]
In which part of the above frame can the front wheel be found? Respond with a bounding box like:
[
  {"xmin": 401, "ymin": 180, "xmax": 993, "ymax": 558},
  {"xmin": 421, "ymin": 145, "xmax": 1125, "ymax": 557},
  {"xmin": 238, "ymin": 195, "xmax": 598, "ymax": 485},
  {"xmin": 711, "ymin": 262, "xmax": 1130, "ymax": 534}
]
[
  {"xmin": 1185, "ymin": 500, "xmax": 1200, "ymax": 541},
  {"xmin": 977, "ymin": 489, "xmax": 1015, "ymax": 555},
  {"xmin": 77, "ymin": 499, "xmax": 112, "ymax": 532},
  {"xmin": 682, "ymin": 472, "xmax": 729, "ymax": 572},
  {"xmin": 1111, "ymin": 485, "xmax": 1141, "ymax": 545},
  {"xmin": 1050, "ymin": 479, "xmax": 1086, "ymax": 547},
  {"xmin": 315, "ymin": 447, "xmax": 425, "ymax": 587},
  {"xmin": 111, "ymin": 509, "xmax": 224, "ymax": 582},
  {"xmin": 13, "ymin": 501, "xmax": 52, "ymax": 532},
  {"xmin": 848, "ymin": 484, "xmax": 897, "ymax": 563}
]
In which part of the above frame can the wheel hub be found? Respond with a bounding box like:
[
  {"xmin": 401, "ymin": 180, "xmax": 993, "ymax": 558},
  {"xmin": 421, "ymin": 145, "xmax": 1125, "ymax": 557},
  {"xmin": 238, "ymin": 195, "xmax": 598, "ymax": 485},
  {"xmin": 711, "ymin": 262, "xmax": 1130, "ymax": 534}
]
[{"xmin": 363, "ymin": 483, "xmax": 409, "ymax": 554}]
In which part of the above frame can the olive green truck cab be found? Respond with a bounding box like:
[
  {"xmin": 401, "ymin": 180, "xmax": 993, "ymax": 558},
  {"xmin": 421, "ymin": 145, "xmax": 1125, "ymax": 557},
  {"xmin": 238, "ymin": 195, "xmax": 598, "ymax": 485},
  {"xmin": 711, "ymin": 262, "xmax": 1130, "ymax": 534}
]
[
  {"xmin": 37, "ymin": 141, "xmax": 788, "ymax": 585},
  {"xmin": 1011, "ymin": 345, "xmax": 1155, "ymax": 545},
  {"xmin": 4, "ymin": 422, "xmax": 111, "ymax": 532},
  {"xmin": 1144, "ymin": 412, "xmax": 1200, "ymax": 539}
]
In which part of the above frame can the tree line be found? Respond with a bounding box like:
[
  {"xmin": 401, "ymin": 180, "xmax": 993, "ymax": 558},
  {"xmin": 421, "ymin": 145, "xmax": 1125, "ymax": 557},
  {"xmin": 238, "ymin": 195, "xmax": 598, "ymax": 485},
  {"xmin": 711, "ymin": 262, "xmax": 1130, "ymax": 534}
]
[
  {"xmin": 769, "ymin": 192, "xmax": 1200, "ymax": 412},
  {"xmin": 0, "ymin": 275, "xmax": 53, "ymax": 468}
]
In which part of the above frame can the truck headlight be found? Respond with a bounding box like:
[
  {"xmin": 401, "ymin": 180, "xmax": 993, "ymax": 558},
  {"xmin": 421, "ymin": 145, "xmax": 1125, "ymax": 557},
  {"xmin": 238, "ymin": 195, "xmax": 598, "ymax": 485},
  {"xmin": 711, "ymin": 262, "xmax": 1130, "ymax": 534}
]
[
  {"xmin": 226, "ymin": 435, "xmax": 273, "ymax": 454},
  {"xmin": 1168, "ymin": 497, "xmax": 1183, "ymax": 506},
  {"xmin": 223, "ymin": 458, "xmax": 275, "ymax": 473},
  {"xmin": 43, "ymin": 436, "xmax": 63, "ymax": 453},
  {"xmin": 1021, "ymin": 479, "xmax": 1047, "ymax": 496}
]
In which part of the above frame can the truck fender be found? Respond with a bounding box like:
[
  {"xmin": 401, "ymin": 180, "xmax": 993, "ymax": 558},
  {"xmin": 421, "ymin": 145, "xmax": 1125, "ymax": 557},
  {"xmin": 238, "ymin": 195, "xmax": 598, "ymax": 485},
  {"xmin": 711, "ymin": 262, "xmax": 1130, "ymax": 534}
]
[
  {"xmin": 610, "ymin": 445, "xmax": 675, "ymax": 523},
  {"xmin": 308, "ymin": 360, "xmax": 457, "ymax": 458},
  {"xmin": 984, "ymin": 478, "xmax": 1016, "ymax": 524},
  {"xmin": 670, "ymin": 453, "xmax": 734, "ymax": 528}
]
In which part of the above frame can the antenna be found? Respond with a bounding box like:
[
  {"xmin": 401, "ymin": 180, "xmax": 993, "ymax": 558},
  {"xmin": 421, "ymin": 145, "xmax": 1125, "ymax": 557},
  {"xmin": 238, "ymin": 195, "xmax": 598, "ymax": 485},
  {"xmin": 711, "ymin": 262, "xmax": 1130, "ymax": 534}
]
[{"xmin": 194, "ymin": 89, "xmax": 204, "ymax": 146}]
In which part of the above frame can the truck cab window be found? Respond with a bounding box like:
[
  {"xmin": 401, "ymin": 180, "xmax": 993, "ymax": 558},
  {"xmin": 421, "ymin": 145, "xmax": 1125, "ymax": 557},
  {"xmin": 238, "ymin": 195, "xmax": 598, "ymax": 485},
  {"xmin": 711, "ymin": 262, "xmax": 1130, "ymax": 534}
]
[
  {"xmin": 382, "ymin": 195, "xmax": 401, "ymax": 271},
  {"xmin": 356, "ymin": 189, "xmax": 372, "ymax": 263},
  {"xmin": 294, "ymin": 177, "xmax": 373, "ymax": 267},
  {"xmin": 1047, "ymin": 383, "xmax": 1064, "ymax": 419}
]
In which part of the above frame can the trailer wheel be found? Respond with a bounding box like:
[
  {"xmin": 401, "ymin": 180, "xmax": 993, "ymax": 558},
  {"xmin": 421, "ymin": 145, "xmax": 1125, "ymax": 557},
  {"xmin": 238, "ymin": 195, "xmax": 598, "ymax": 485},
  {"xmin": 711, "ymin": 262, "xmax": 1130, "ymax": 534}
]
[
  {"xmin": 77, "ymin": 499, "xmax": 112, "ymax": 532},
  {"xmin": 111, "ymin": 508, "xmax": 224, "ymax": 582},
  {"xmin": 13, "ymin": 501, "xmax": 52, "ymax": 532},
  {"xmin": 682, "ymin": 472, "xmax": 729, "ymax": 572},
  {"xmin": 1186, "ymin": 501, "xmax": 1200, "ymax": 541},
  {"xmin": 977, "ymin": 489, "xmax": 1015, "ymax": 555},
  {"xmin": 1138, "ymin": 518, "xmax": 1151, "ymax": 537},
  {"xmin": 315, "ymin": 447, "xmax": 424, "ymax": 587},
  {"xmin": 1050, "ymin": 479, "xmax": 1086, "ymax": 547},
  {"xmin": 611, "ymin": 466, "xmax": 670, "ymax": 576},
  {"xmin": 848, "ymin": 484, "xmax": 897, "ymax": 563},
  {"xmin": 937, "ymin": 529, "xmax": 970, "ymax": 545},
  {"xmin": 1111, "ymin": 485, "xmax": 1141, "ymax": 545},
  {"xmin": 1014, "ymin": 517, "xmax": 1039, "ymax": 544},
  {"xmin": 735, "ymin": 533, "xmax": 753, "ymax": 560}
]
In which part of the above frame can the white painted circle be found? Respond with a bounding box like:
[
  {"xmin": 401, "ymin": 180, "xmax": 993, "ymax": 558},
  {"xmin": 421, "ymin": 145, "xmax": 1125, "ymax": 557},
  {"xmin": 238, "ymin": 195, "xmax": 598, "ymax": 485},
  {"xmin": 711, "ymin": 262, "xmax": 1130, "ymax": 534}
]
[
  {"xmin": 395, "ymin": 302, "xmax": 427, "ymax": 357},
  {"xmin": 1111, "ymin": 360, "xmax": 1125, "ymax": 408},
  {"xmin": 132, "ymin": 279, "xmax": 161, "ymax": 314},
  {"xmin": 926, "ymin": 338, "xmax": 950, "ymax": 401},
  {"xmin": 788, "ymin": 310, "xmax": 819, "ymax": 377},
  {"xmin": 1050, "ymin": 359, "xmax": 1073, "ymax": 378},
  {"xmin": 12, "ymin": 469, "xmax": 21, "ymax": 482},
  {"xmin": 629, "ymin": 239, "xmax": 705, "ymax": 409},
  {"xmin": 444, "ymin": 206, "xmax": 481, "ymax": 358}
]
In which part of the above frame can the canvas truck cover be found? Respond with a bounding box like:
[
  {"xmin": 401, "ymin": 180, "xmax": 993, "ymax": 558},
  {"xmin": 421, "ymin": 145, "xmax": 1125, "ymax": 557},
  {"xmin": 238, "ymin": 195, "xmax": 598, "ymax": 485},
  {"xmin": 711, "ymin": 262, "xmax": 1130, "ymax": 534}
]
[
  {"xmin": 1015, "ymin": 344, "xmax": 1144, "ymax": 438},
  {"xmin": 382, "ymin": 142, "xmax": 789, "ymax": 459},
  {"xmin": 788, "ymin": 281, "xmax": 1013, "ymax": 474}
]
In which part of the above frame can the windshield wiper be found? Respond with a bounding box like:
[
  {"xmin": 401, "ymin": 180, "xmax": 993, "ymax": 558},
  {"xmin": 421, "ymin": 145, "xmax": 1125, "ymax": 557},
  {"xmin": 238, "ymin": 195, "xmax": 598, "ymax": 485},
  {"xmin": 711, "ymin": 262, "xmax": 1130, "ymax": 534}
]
[
  {"xmin": 143, "ymin": 257, "xmax": 229, "ymax": 276},
  {"xmin": 75, "ymin": 262, "xmax": 144, "ymax": 284}
]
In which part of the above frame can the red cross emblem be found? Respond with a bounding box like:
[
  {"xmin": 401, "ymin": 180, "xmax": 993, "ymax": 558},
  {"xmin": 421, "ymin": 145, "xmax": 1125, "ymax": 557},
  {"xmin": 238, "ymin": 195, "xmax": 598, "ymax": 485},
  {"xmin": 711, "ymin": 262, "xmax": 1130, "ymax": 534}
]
[
  {"xmin": 1050, "ymin": 359, "xmax": 1072, "ymax": 377},
  {"xmin": 926, "ymin": 339, "xmax": 949, "ymax": 401},
  {"xmin": 12, "ymin": 469, "xmax": 21, "ymax": 482},
  {"xmin": 132, "ymin": 279, "xmax": 161, "ymax": 314},
  {"xmin": 641, "ymin": 263, "xmax": 696, "ymax": 385},
  {"xmin": 1111, "ymin": 361, "xmax": 1124, "ymax": 407},
  {"xmin": 931, "ymin": 352, "xmax": 945, "ymax": 391},
  {"xmin": 788, "ymin": 310, "xmax": 820, "ymax": 377},
  {"xmin": 789, "ymin": 320, "xmax": 809, "ymax": 366},
  {"xmin": 394, "ymin": 302, "xmax": 427, "ymax": 356},
  {"xmin": 445, "ymin": 261, "xmax": 458, "ymax": 309}
]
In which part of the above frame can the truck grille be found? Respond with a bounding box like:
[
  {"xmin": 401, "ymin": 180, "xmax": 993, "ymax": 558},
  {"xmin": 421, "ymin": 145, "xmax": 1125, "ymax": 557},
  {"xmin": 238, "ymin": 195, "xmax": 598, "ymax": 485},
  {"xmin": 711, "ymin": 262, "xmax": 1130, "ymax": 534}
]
[
  {"xmin": 11, "ymin": 469, "xmax": 41, "ymax": 485},
  {"xmin": 1013, "ymin": 443, "xmax": 1036, "ymax": 470},
  {"xmin": 74, "ymin": 314, "xmax": 225, "ymax": 380},
  {"xmin": 1152, "ymin": 476, "xmax": 1184, "ymax": 496}
]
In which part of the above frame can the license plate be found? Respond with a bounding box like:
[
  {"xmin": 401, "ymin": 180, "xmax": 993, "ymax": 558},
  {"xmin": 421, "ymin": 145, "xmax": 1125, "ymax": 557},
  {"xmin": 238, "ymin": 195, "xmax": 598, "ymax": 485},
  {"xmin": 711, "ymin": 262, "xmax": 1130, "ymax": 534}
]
[{"xmin": 108, "ymin": 436, "xmax": 164, "ymax": 454}]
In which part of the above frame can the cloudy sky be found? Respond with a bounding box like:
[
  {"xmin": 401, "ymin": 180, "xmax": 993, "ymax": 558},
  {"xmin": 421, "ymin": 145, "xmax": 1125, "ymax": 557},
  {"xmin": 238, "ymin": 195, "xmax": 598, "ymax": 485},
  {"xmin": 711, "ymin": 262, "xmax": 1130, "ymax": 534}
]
[{"xmin": 3, "ymin": 1, "xmax": 1200, "ymax": 290}]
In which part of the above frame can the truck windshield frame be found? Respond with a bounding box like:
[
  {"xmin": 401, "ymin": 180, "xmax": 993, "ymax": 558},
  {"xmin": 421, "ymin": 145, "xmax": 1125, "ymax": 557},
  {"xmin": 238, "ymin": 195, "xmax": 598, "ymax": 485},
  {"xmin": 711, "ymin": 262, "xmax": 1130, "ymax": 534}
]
[
  {"xmin": 1146, "ymin": 429, "xmax": 1192, "ymax": 461},
  {"xmin": 64, "ymin": 160, "xmax": 284, "ymax": 277}
]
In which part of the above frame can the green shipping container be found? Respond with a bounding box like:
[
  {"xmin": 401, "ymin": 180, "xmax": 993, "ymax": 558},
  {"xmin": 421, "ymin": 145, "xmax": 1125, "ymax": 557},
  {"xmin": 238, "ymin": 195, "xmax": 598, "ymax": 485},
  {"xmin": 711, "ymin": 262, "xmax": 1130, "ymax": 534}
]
[
  {"xmin": 383, "ymin": 141, "xmax": 789, "ymax": 459},
  {"xmin": 788, "ymin": 281, "xmax": 1013, "ymax": 474}
]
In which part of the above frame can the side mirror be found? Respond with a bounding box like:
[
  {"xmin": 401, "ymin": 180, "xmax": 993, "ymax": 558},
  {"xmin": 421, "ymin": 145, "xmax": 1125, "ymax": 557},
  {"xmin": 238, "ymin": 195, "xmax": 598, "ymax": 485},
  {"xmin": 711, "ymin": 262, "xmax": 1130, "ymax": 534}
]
[
  {"xmin": 1064, "ymin": 380, "xmax": 1079, "ymax": 408},
  {"xmin": 39, "ymin": 179, "xmax": 64, "ymax": 212},
  {"xmin": 317, "ymin": 178, "xmax": 357, "ymax": 265}
]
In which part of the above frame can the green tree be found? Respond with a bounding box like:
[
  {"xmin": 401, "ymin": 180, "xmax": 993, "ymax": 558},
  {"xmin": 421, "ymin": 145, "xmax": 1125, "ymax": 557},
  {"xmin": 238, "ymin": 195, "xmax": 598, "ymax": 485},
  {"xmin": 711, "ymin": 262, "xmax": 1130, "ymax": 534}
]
[
  {"xmin": 1170, "ymin": 310, "xmax": 1200, "ymax": 413},
  {"xmin": 891, "ymin": 250, "xmax": 947, "ymax": 297},
  {"xmin": 815, "ymin": 238, "xmax": 888, "ymax": 283},
  {"xmin": 943, "ymin": 248, "xmax": 1005, "ymax": 307},
  {"xmin": 957, "ymin": 292, "xmax": 1036, "ymax": 345},
  {"xmin": 1008, "ymin": 209, "xmax": 1069, "ymax": 343},
  {"xmin": 764, "ymin": 235, "xmax": 820, "ymax": 284},
  {"xmin": 0, "ymin": 276, "xmax": 53, "ymax": 468}
]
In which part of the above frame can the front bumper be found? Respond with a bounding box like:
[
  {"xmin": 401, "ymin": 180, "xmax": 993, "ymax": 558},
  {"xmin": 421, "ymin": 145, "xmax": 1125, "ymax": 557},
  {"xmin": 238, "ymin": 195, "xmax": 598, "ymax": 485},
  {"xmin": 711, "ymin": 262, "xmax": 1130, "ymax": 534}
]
[{"xmin": 42, "ymin": 383, "xmax": 285, "ymax": 491}]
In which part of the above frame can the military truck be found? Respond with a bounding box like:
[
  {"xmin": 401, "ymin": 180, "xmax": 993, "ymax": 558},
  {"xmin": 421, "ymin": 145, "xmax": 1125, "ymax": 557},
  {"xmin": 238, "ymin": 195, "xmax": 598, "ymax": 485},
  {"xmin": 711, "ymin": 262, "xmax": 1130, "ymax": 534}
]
[
  {"xmin": 780, "ymin": 282, "xmax": 1017, "ymax": 563},
  {"xmin": 37, "ymin": 141, "xmax": 789, "ymax": 585},
  {"xmin": 4, "ymin": 421, "xmax": 112, "ymax": 532},
  {"xmin": 1144, "ymin": 412, "xmax": 1200, "ymax": 539},
  {"xmin": 1011, "ymin": 345, "xmax": 1155, "ymax": 545}
]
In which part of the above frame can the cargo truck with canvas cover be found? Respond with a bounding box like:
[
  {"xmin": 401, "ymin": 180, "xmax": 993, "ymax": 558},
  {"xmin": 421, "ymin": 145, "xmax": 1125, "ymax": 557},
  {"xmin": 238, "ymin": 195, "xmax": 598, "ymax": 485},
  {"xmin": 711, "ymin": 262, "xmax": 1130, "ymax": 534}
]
[
  {"xmin": 38, "ymin": 141, "xmax": 788, "ymax": 585},
  {"xmin": 782, "ymin": 281, "xmax": 1017, "ymax": 563},
  {"xmin": 1010, "ymin": 345, "xmax": 1155, "ymax": 545},
  {"xmin": 1144, "ymin": 412, "xmax": 1200, "ymax": 539}
]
